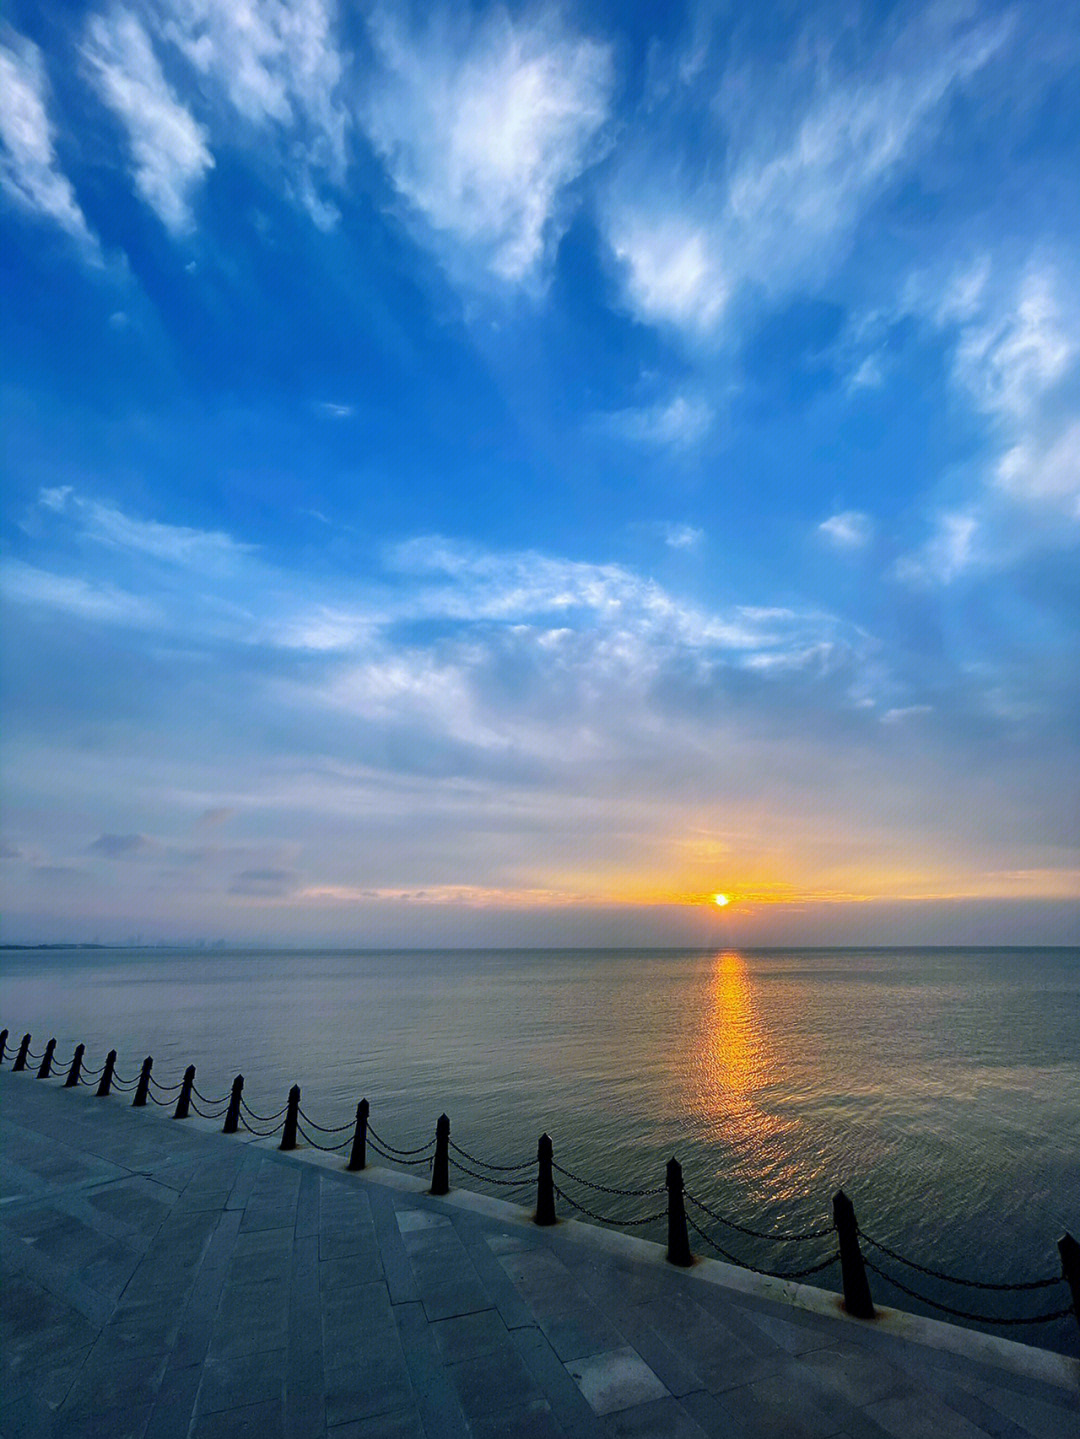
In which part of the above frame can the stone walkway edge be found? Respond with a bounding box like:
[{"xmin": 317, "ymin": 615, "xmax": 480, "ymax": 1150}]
[{"xmin": 9, "ymin": 1065, "xmax": 1077, "ymax": 1393}]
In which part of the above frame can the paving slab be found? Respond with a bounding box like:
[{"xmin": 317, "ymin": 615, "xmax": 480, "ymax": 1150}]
[{"xmin": 1, "ymin": 1067, "xmax": 1076, "ymax": 1439}]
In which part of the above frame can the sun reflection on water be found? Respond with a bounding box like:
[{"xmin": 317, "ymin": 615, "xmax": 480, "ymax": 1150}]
[{"xmin": 693, "ymin": 950, "xmax": 805, "ymax": 1199}]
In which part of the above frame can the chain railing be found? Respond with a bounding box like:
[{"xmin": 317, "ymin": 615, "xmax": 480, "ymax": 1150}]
[{"xmin": 3, "ymin": 1023, "xmax": 1077, "ymax": 1343}]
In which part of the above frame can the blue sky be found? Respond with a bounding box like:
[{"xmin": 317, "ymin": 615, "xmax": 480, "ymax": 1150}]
[{"xmin": 2, "ymin": 0, "xmax": 1078, "ymax": 946}]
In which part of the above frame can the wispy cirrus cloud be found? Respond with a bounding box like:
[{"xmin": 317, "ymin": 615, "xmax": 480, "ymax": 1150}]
[
  {"xmin": 157, "ymin": 0, "xmax": 348, "ymax": 229},
  {"xmin": 898, "ymin": 260, "xmax": 1080, "ymax": 581},
  {"xmin": 599, "ymin": 393, "xmax": 713, "ymax": 449},
  {"xmin": 83, "ymin": 7, "xmax": 214, "ymax": 235},
  {"xmin": 819, "ymin": 511, "xmax": 873, "ymax": 549},
  {"xmin": 1, "ymin": 558, "xmax": 160, "ymax": 626},
  {"xmin": 39, "ymin": 486, "xmax": 250, "ymax": 569},
  {"xmin": 0, "ymin": 27, "xmax": 102, "ymax": 260},
  {"xmin": 605, "ymin": 8, "xmax": 1012, "ymax": 335},
  {"xmin": 360, "ymin": 4, "xmax": 613, "ymax": 282}
]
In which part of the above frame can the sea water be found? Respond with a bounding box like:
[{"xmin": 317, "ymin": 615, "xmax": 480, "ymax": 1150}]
[{"xmin": 3, "ymin": 945, "xmax": 1078, "ymax": 1353}]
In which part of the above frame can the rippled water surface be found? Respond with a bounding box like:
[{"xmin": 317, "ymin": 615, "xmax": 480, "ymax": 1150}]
[{"xmin": 3, "ymin": 945, "xmax": 1078, "ymax": 1352}]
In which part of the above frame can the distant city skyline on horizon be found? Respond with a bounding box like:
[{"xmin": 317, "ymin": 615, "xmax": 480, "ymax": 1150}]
[{"xmin": 2, "ymin": 0, "xmax": 1078, "ymax": 946}]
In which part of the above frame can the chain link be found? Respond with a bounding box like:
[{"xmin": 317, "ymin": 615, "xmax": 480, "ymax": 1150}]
[
  {"xmin": 685, "ymin": 1192, "xmax": 834, "ymax": 1244},
  {"xmin": 685, "ymin": 1213, "xmax": 840, "ymax": 1280},
  {"xmin": 240, "ymin": 1099, "xmax": 291, "ymax": 1124},
  {"xmin": 858, "ymin": 1231, "xmax": 1062, "ymax": 1291},
  {"xmin": 190, "ymin": 1099, "xmax": 230, "ymax": 1120},
  {"xmin": 861, "ymin": 1256, "xmax": 1074, "ymax": 1325},
  {"xmin": 552, "ymin": 1161, "xmax": 665, "ymax": 1197},
  {"xmin": 238, "ymin": 1113, "xmax": 285, "ymax": 1138},
  {"xmin": 192, "ymin": 1085, "xmax": 229, "ymax": 1106},
  {"xmin": 148, "ymin": 1075, "xmax": 185, "ymax": 1093},
  {"xmin": 367, "ymin": 1137, "xmax": 434, "ymax": 1167},
  {"xmin": 447, "ymin": 1155, "xmax": 535, "ymax": 1188},
  {"xmin": 297, "ymin": 1108, "xmax": 353, "ymax": 1134},
  {"xmin": 296, "ymin": 1122, "xmax": 351, "ymax": 1152},
  {"xmin": 447, "ymin": 1138, "xmax": 533, "ymax": 1171},
  {"xmin": 553, "ymin": 1183, "xmax": 667, "ymax": 1227},
  {"xmin": 367, "ymin": 1124, "xmax": 435, "ymax": 1156}
]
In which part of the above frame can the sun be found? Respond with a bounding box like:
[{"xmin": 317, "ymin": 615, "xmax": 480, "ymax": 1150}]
[{"xmin": 712, "ymin": 893, "xmax": 730, "ymax": 907}]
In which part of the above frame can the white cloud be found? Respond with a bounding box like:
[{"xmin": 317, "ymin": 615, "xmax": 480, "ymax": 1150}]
[
  {"xmin": 953, "ymin": 268, "xmax": 1075, "ymax": 423},
  {"xmin": 609, "ymin": 220, "xmax": 727, "ymax": 332},
  {"xmin": 659, "ymin": 523, "xmax": 704, "ymax": 551},
  {"xmin": 387, "ymin": 536, "xmax": 871, "ymax": 677},
  {"xmin": 994, "ymin": 421, "xmax": 1080, "ymax": 516},
  {"xmin": 0, "ymin": 28, "xmax": 102, "ymax": 259},
  {"xmin": 602, "ymin": 394, "xmax": 713, "ymax": 449},
  {"xmin": 158, "ymin": 0, "xmax": 348, "ymax": 227},
  {"xmin": 1, "ymin": 559, "xmax": 159, "ymax": 625},
  {"xmin": 39, "ymin": 486, "xmax": 249, "ymax": 568},
  {"xmin": 84, "ymin": 8, "xmax": 214, "ymax": 235},
  {"xmin": 360, "ymin": 5, "xmax": 613, "ymax": 281},
  {"xmin": 881, "ymin": 705, "xmax": 933, "ymax": 725},
  {"xmin": 605, "ymin": 10, "xmax": 1009, "ymax": 333},
  {"xmin": 819, "ymin": 511, "xmax": 873, "ymax": 549},
  {"xmin": 898, "ymin": 261, "xmax": 1080, "ymax": 580},
  {"xmin": 847, "ymin": 354, "xmax": 885, "ymax": 392},
  {"xmin": 895, "ymin": 511, "xmax": 979, "ymax": 586}
]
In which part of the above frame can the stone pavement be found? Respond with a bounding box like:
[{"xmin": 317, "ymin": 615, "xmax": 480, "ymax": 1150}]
[{"xmin": 1, "ymin": 1070, "xmax": 1077, "ymax": 1439}]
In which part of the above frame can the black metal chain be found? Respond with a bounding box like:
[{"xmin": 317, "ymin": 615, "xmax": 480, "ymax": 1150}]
[
  {"xmin": 553, "ymin": 1183, "xmax": 667, "ymax": 1227},
  {"xmin": 238, "ymin": 1113, "xmax": 285, "ymax": 1138},
  {"xmin": 192, "ymin": 1085, "xmax": 229, "ymax": 1106},
  {"xmin": 447, "ymin": 1138, "xmax": 533, "ymax": 1171},
  {"xmin": 296, "ymin": 1121, "xmax": 352, "ymax": 1151},
  {"xmin": 685, "ymin": 1192, "xmax": 834, "ymax": 1243},
  {"xmin": 861, "ymin": 1256, "xmax": 1074, "ymax": 1325},
  {"xmin": 684, "ymin": 1213, "xmax": 840, "ymax": 1280},
  {"xmin": 367, "ymin": 1124, "xmax": 435, "ymax": 1156},
  {"xmin": 25, "ymin": 1048, "xmax": 44, "ymax": 1062},
  {"xmin": 857, "ymin": 1231, "xmax": 1062, "ymax": 1291},
  {"xmin": 296, "ymin": 1108, "xmax": 353, "ymax": 1134},
  {"xmin": 80, "ymin": 1062, "xmax": 105, "ymax": 1077},
  {"xmin": 190, "ymin": 1099, "xmax": 230, "ymax": 1120},
  {"xmin": 146, "ymin": 1090, "xmax": 174, "ymax": 1107},
  {"xmin": 447, "ymin": 1155, "xmax": 535, "ymax": 1188},
  {"xmin": 366, "ymin": 1136, "xmax": 435, "ymax": 1167},
  {"xmin": 552, "ymin": 1161, "xmax": 665, "ymax": 1197},
  {"xmin": 148, "ymin": 1075, "xmax": 185, "ymax": 1093},
  {"xmin": 240, "ymin": 1099, "xmax": 291, "ymax": 1124}
]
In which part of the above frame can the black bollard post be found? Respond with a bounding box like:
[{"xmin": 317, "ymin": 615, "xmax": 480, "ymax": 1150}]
[
  {"xmin": 13, "ymin": 1033, "xmax": 32, "ymax": 1072},
  {"xmin": 64, "ymin": 1043, "xmax": 85, "ymax": 1088},
  {"xmin": 1059, "ymin": 1233, "xmax": 1080, "ymax": 1344},
  {"xmin": 666, "ymin": 1158, "xmax": 693, "ymax": 1266},
  {"xmin": 280, "ymin": 1085, "xmax": 300, "ymax": 1150},
  {"xmin": 174, "ymin": 1065, "xmax": 195, "ymax": 1119},
  {"xmin": 347, "ymin": 1099, "xmax": 369, "ymax": 1171},
  {"xmin": 833, "ymin": 1190, "xmax": 875, "ymax": 1318},
  {"xmin": 37, "ymin": 1038, "xmax": 57, "ymax": 1079},
  {"xmin": 96, "ymin": 1049, "xmax": 117, "ymax": 1097},
  {"xmin": 132, "ymin": 1056, "xmax": 153, "ymax": 1107},
  {"xmin": 430, "ymin": 1113, "xmax": 450, "ymax": 1196},
  {"xmin": 535, "ymin": 1133, "xmax": 556, "ymax": 1226},
  {"xmin": 0, "ymin": 1029, "xmax": 8, "ymax": 1064},
  {"xmin": 95, "ymin": 1053, "xmax": 116, "ymax": 1093},
  {"xmin": 223, "ymin": 1076, "xmax": 243, "ymax": 1134}
]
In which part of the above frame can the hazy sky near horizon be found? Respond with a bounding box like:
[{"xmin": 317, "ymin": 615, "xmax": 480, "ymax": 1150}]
[{"xmin": 2, "ymin": 0, "xmax": 1078, "ymax": 946}]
